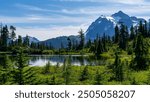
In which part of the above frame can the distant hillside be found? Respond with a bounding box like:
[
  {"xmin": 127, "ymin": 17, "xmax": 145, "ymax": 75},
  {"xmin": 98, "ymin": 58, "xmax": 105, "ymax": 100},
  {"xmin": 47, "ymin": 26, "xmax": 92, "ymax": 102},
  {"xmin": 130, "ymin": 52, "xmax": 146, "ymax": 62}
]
[{"xmin": 41, "ymin": 35, "xmax": 79, "ymax": 49}]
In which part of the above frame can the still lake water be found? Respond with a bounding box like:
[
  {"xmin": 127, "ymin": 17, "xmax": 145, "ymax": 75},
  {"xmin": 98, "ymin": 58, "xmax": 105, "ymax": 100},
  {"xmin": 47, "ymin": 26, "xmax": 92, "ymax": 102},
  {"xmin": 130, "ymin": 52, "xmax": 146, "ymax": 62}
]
[{"xmin": 29, "ymin": 55, "xmax": 107, "ymax": 66}]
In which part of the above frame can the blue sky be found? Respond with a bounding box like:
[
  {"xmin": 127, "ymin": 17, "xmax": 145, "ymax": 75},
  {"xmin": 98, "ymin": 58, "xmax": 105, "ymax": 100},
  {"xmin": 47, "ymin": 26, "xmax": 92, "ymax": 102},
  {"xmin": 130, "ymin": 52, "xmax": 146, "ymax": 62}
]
[{"xmin": 0, "ymin": 0, "xmax": 150, "ymax": 40}]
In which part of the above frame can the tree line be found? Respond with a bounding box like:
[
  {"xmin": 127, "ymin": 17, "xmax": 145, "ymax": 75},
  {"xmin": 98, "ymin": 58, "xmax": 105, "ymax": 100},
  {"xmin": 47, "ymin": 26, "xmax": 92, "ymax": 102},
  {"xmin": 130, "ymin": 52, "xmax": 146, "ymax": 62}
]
[{"xmin": 0, "ymin": 24, "xmax": 53, "ymax": 53}]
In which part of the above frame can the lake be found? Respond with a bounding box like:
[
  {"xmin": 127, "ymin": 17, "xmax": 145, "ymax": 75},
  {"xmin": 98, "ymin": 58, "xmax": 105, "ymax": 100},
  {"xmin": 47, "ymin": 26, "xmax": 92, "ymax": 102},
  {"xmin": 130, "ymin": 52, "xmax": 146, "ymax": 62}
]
[{"xmin": 28, "ymin": 55, "xmax": 107, "ymax": 66}]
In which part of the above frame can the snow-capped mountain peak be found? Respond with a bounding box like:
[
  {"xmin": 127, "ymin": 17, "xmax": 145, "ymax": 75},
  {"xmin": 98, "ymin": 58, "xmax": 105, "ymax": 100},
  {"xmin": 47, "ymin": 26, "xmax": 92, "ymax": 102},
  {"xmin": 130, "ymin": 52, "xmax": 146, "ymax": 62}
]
[
  {"xmin": 112, "ymin": 11, "xmax": 130, "ymax": 19},
  {"xmin": 100, "ymin": 15, "xmax": 106, "ymax": 18},
  {"xmin": 85, "ymin": 11, "xmax": 147, "ymax": 41}
]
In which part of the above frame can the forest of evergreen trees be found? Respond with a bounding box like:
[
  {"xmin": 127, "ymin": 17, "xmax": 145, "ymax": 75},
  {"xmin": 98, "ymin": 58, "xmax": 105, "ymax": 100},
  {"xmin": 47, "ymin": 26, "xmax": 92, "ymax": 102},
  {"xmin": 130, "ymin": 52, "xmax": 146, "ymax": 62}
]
[{"xmin": 0, "ymin": 20, "xmax": 150, "ymax": 85}]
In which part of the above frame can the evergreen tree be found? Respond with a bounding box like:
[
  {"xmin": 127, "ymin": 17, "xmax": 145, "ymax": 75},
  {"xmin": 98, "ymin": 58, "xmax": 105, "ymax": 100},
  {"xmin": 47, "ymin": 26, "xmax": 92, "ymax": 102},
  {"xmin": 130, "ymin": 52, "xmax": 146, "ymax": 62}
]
[
  {"xmin": 0, "ymin": 55, "xmax": 12, "ymax": 84},
  {"xmin": 30, "ymin": 42, "xmax": 37, "ymax": 49},
  {"xmin": 130, "ymin": 25, "xmax": 135, "ymax": 40},
  {"xmin": 63, "ymin": 57, "xmax": 71, "ymax": 85},
  {"xmin": 132, "ymin": 33, "xmax": 149, "ymax": 70},
  {"xmin": 15, "ymin": 49, "xmax": 28, "ymax": 85},
  {"xmin": 0, "ymin": 24, "xmax": 2, "ymax": 48},
  {"xmin": 0, "ymin": 22, "xmax": 2, "ymax": 35},
  {"xmin": 113, "ymin": 52, "xmax": 124, "ymax": 82},
  {"xmin": 23, "ymin": 35, "xmax": 30, "ymax": 47},
  {"xmin": 138, "ymin": 21, "xmax": 145, "ymax": 36},
  {"xmin": 72, "ymin": 40, "xmax": 76, "ymax": 50},
  {"xmin": 67, "ymin": 37, "xmax": 72, "ymax": 51},
  {"xmin": 102, "ymin": 33, "xmax": 107, "ymax": 52},
  {"xmin": 119, "ymin": 24, "xmax": 128, "ymax": 50},
  {"xmin": 1, "ymin": 25, "xmax": 9, "ymax": 51},
  {"xmin": 17, "ymin": 35, "xmax": 22, "ymax": 46},
  {"xmin": 10, "ymin": 26, "xmax": 16, "ymax": 40},
  {"xmin": 122, "ymin": 60, "xmax": 130, "ymax": 81},
  {"xmin": 78, "ymin": 29, "xmax": 85, "ymax": 50},
  {"xmin": 148, "ymin": 20, "xmax": 150, "ymax": 37},
  {"xmin": 79, "ymin": 66, "xmax": 89, "ymax": 81},
  {"xmin": 144, "ymin": 21, "xmax": 148, "ymax": 37},
  {"xmin": 94, "ymin": 70, "xmax": 102, "ymax": 85},
  {"xmin": 10, "ymin": 25, "xmax": 16, "ymax": 47},
  {"xmin": 96, "ymin": 37, "xmax": 103, "ymax": 57},
  {"xmin": 39, "ymin": 43, "xmax": 45, "ymax": 52},
  {"xmin": 86, "ymin": 39, "xmax": 92, "ymax": 48},
  {"xmin": 2, "ymin": 55, "xmax": 12, "ymax": 69},
  {"xmin": 93, "ymin": 35, "xmax": 99, "ymax": 54},
  {"xmin": 114, "ymin": 25, "xmax": 120, "ymax": 43}
]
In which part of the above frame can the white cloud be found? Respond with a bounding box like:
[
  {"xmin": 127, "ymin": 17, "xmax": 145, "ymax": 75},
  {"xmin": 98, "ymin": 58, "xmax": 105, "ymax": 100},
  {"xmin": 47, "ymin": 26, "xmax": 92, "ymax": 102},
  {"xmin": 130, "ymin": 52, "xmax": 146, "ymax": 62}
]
[
  {"xmin": 106, "ymin": 0, "xmax": 145, "ymax": 4},
  {"xmin": 0, "ymin": 15, "xmax": 93, "ymax": 24},
  {"xmin": 15, "ymin": 3, "xmax": 110, "ymax": 15},
  {"xmin": 58, "ymin": 0, "xmax": 146, "ymax": 4},
  {"xmin": 15, "ymin": 4, "xmax": 52, "ymax": 12},
  {"xmin": 60, "ymin": 3, "xmax": 150, "ymax": 18},
  {"xmin": 16, "ymin": 24, "xmax": 89, "ymax": 41},
  {"xmin": 61, "ymin": 8, "xmax": 109, "ymax": 15}
]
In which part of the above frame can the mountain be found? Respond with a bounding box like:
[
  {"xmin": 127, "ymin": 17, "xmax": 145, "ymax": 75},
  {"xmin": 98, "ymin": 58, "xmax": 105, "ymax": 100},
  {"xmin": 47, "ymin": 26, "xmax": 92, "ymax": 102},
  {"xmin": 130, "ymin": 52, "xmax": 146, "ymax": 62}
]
[
  {"xmin": 85, "ymin": 11, "xmax": 147, "ymax": 41},
  {"xmin": 42, "ymin": 35, "xmax": 79, "ymax": 49},
  {"xmin": 28, "ymin": 36, "xmax": 40, "ymax": 43},
  {"xmin": 111, "ymin": 11, "xmax": 132, "ymax": 27},
  {"xmin": 23, "ymin": 36, "xmax": 40, "ymax": 43}
]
